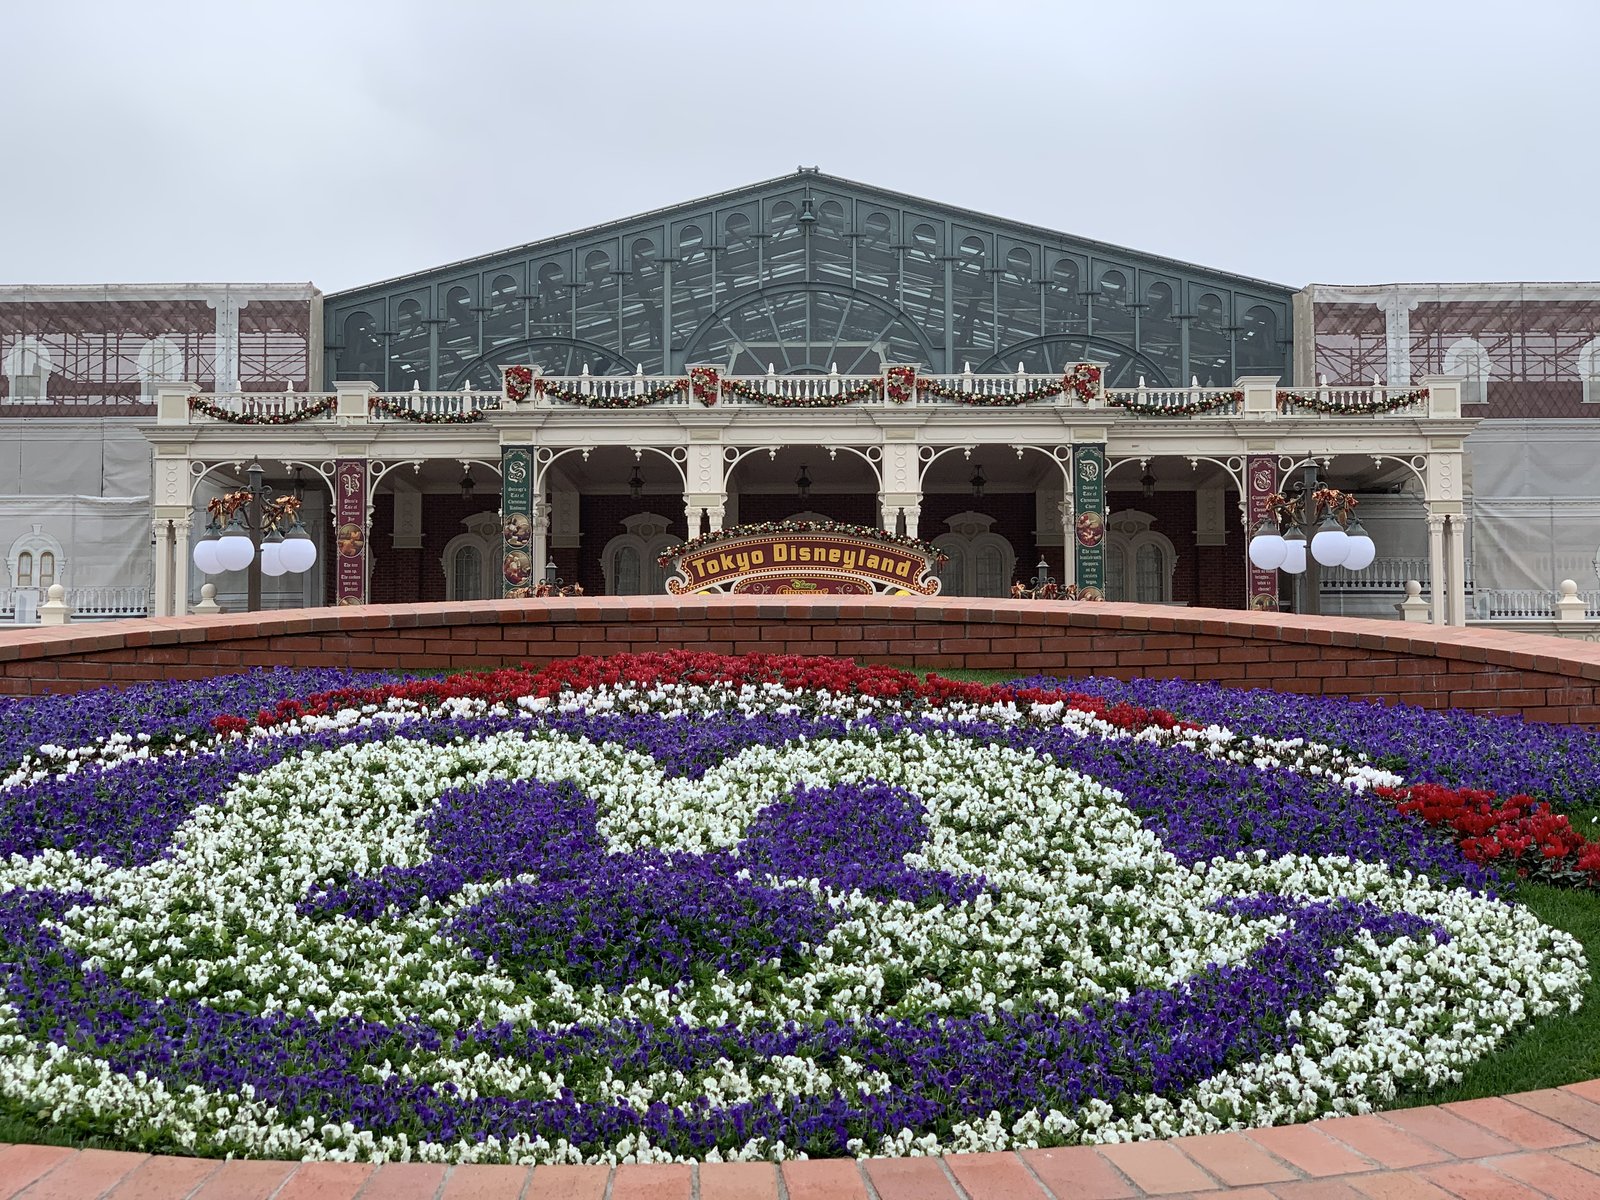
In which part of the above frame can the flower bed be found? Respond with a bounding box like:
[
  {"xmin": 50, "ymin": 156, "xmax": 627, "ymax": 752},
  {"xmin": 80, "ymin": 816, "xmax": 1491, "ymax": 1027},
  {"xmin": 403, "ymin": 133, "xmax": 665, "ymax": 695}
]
[{"xmin": 0, "ymin": 654, "xmax": 1589, "ymax": 1165}]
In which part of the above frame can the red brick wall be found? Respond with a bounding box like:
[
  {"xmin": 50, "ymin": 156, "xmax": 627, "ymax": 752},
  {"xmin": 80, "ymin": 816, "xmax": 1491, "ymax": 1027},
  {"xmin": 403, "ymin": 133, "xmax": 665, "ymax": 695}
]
[{"xmin": 4, "ymin": 599, "xmax": 1600, "ymax": 726}]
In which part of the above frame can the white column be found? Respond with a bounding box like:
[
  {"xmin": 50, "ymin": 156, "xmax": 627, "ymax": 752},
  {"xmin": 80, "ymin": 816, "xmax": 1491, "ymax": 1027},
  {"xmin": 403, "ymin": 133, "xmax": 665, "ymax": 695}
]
[
  {"xmin": 1446, "ymin": 514, "xmax": 1469, "ymax": 626},
  {"xmin": 152, "ymin": 517, "xmax": 173, "ymax": 618},
  {"xmin": 530, "ymin": 497, "xmax": 550, "ymax": 580},
  {"xmin": 1426, "ymin": 512, "xmax": 1447, "ymax": 626},
  {"xmin": 1059, "ymin": 497, "xmax": 1076, "ymax": 587},
  {"xmin": 173, "ymin": 519, "xmax": 192, "ymax": 617}
]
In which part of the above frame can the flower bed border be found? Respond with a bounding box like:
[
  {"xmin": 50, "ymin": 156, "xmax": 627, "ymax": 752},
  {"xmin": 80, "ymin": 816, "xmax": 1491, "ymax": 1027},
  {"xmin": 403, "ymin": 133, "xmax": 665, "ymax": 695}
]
[{"xmin": 3, "ymin": 596, "xmax": 1600, "ymax": 725}]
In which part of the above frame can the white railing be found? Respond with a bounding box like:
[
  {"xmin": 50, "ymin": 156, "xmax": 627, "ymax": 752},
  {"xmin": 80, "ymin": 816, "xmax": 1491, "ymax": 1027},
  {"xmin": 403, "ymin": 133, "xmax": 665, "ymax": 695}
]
[
  {"xmin": 1321, "ymin": 557, "xmax": 1474, "ymax": 594},
  {"xmin": 719, "ymin": 372, "xmax": 883, "ymax": 406},
  {"xmin": 1275, "ymin": 383, "xmax": 1429, "ymax": 418},
  {"xmin": 175, "ymin": 371, "xmax": 1440, "ymax": 423},
  {"xmin": 1472, "ymin": 588, "xmax": 1600, "ymax": 620},
  {"xmin": 1102, "ymin": 384, "xmax": 1242, "ymax": 416},
  {"xmin": 2, "ymin": 585, "xmax": 150, "ymax": 623},
  {"xmin": 369, "ymin": 385, "xmax": 504, "ymax": 420},
  {"xmin": 69, "ymin": 585, "xmax": 151, "ymax": 619},
  {"xmin": 195, "ymin": 391, "xmax": 334, "ymax": 421}
]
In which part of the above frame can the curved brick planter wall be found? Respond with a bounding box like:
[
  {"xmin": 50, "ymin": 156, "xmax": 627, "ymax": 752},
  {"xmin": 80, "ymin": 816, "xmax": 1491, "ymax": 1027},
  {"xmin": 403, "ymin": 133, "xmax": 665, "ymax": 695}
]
[{"xmin": 3, "ymin": 596, "xmax": 1600, "ymax": 724}]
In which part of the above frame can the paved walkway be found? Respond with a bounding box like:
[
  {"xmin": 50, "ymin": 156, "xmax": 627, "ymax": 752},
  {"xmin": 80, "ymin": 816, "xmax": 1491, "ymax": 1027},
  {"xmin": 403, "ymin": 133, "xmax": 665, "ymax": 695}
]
[{"xmin": 4, "ymin": 1082, "xmax": 1600, "ymax": 1199}]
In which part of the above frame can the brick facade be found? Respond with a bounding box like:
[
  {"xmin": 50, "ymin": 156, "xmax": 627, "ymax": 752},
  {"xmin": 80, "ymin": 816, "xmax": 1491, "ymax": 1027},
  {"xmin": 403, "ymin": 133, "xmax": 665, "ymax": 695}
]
[{"xmin": 5, "ymin": 599, "xmax": 1600, "ymax": 727}]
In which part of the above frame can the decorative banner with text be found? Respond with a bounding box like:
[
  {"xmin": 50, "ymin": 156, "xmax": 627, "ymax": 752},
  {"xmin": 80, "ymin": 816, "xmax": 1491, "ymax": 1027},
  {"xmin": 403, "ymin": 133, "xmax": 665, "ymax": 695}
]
[
  {"xmin": 1072, "ymin": 444, "xmax": 1106, "ymax": 599},
  {"xmin": 663, "ymin": 525, "xmax": 942, "ymax": 596},
  {"xmin": 1246, "ymin": 454, "xmax": 1281, "ymax": 610},
  {"xmin": 333, "ymin": 459, "xmax": 367, "ymax": 606},
  {"xmin": 500, "ymin": 445, "xmax": 535, "ymax": 596}
]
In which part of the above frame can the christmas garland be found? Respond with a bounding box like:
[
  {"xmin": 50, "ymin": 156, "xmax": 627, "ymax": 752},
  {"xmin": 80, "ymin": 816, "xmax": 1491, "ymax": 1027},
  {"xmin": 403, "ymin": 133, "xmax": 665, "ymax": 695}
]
[
  {"xmin": 720, "ymin": 376, "xmax": 882, "ymax": 407},
  {"xmin": 1276, "ymin": 387, "xmax": 1429, "ymax": 415},
  {"xmin": 658, "ymin": 520, "xmax": 946, "ymax": 568},
  {"xmin": 917, "ymin": 363, "xmax": 1102, "ymax": 406},
  {"xmin": 188, "ymin": 396, "xmax": 334, "ymax": 425},
  {"xmin": 537, "ymin": 377, "xmax": 688, "ymax": 408},
  {"xmin": 368, "ymin": 396, "xmax": 488, "ymax": 424},
  {"xmin": 1110, "ymin": 389, "xmax": 1243, "ymax": 417}
]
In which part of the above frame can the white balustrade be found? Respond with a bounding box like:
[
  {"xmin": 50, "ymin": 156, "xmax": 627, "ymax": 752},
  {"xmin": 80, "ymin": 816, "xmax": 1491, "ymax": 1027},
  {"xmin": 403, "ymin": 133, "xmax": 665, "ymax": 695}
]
[
  {"xmin": 1103, "ymin": 385, "xmax": 1243, "ymax": 416},
  {"xmin": 198, "ymin": 391, "xmax": 335, "ymax": 420},
  {"xmin": 2, "ymin": 585, "xmax": 151, "ymax": 623},
  {"xmin": 1473, "ymin": 588, "xmax": 1600, "ymax": 620},
  {"xmin": 1276, "ymin": 382, "xmax": 1429, "ymax": 418},
  {"xmin": 1320, "ymin": 557, "xmax": 1469, "ymax": 593},
  {"xmin": 175, "ymin": 370, "xmax": 1447, "ymax": 423},
  {"xmin": 370, "ymin": 386, "xmax": 503, "ymax": 419}
]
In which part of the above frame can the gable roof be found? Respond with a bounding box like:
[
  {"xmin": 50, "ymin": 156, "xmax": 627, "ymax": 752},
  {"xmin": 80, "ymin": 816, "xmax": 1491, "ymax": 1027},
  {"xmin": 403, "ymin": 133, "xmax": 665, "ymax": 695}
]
[{"xmin": 332, "ymin": 169, "xmax": 1291, "ymax": 299}]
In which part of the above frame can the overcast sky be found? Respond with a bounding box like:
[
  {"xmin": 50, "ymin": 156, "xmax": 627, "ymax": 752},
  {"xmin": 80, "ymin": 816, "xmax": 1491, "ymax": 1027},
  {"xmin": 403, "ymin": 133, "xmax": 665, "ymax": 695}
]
[{"xmin": 5, "ymin": 1, "xmax": 1597, "ymax": 293}]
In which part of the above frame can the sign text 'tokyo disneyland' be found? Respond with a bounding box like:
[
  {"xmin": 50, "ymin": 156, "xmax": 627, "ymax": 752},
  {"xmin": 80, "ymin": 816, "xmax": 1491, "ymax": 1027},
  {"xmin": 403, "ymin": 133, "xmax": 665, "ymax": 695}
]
[{"xmin": 661, "ymin": 522, "xmax": 944, "ymax": 596}]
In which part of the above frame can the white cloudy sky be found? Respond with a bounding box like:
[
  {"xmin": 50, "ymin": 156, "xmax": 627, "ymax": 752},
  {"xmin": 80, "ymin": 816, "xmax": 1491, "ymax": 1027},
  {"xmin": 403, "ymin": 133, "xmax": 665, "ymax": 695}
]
[{"xmin": 4, "ymin": 0, "xmax": 1597, "ymax": 293}]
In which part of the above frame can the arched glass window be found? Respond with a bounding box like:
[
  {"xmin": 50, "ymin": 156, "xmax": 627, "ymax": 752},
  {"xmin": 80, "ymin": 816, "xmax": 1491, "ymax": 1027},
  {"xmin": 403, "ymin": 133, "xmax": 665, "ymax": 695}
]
[
  {"xmin": 1135, "ymin": 544, "xmax": 1164, "ymax": 602},
  {"xmin": 901, "ymin": 223, "xmax": 944, "ymax": 345},
  {"xmin": 1141, "ymin": 282, "xmax": 1181, "ymax": 383},
  {"xmin": 1238, "ymin": 305, "xmax": 1279, "ymax": 371},
  {"xmin": 856, "ymin": 211, "xmax": 895, "ymax": 292},
  {"xmin": 722, "ymin": 213, "xmax": 757, "ymax": 292},
  {"xmin": 577, "ymin": 249, "xmax": 618, "ymax": 350},
  {"xmin": 484, "ymin": 274, "xmax": 523, "ymax": 347},
  {"xmin": 623, "ymin": 239, "xmax": 661, "ymax": 362},
  {"xmin": 673, "ymin": 223, "xmax": 714, "ymax": 345},
  {"xmin": 16, "ymin": 552, "xmax": 33, "ymax": 588},
  {"xmin": 1046, "ymin": 259, "xmax": 1084, "ymax": 332},
  {"xmin": 342, "ymin": 311, "xmax": 383, "ymax": 380},
  {"xmin": 1191, "ymin": 292, "xmax": 1232, "ymax": 385},
  {"xmin": 1103, "ymin": 543, "xmax": 1126, "ymax": 602},
  {"xmin": 531, "ymin": 262, "xmax": 567, "ymax": 338},
  {"xmin": 451, "ymin": 544, "xmax": 483, "ymax": 601},
  {"xmin": 38, "ymin": 552, "xmax": 55, "ymax": 589},
  {"xmin": 613, "ymin": 546, "xmax": 641, "ymax": 595},
  {"xmin": 1095, "ymin": 269, "xmax": 1133, "ymax": 340},
  {"xmin": 976, "ymin": 544, "xmax": 1006, "ymax": 597},
  {"xmin": 440, "ymin": 285, "xmax": 477, "ymax": 382},
  {"xmin": 389, "ymin": 298, "xmax": 427, "ymax": 391}
]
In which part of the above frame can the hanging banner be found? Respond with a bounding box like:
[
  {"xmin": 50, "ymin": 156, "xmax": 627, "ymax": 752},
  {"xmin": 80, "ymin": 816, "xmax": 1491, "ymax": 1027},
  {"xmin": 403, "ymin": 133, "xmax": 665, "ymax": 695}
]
[
  {"xmin": 500, "ymin": 445, "xmax": 535, "ymax": 596},
  {"xmin": 1246, "ymin": 454, "xmax": 1280, "ymax": 610},
  {"xmin": 333, "ymin": 459, "xmax": 367, "ymax": 606},
  {"xmin": 1072, "ymin": 444, "xmax": 1106, "ymax": 600}
]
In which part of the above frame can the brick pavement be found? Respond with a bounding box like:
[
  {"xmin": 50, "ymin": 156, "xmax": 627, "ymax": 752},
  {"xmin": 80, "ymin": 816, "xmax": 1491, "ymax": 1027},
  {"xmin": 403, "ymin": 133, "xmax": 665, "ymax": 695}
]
[{"xmin": 6, "ymin": 1082, "xmax": 1600, "ymax": 1199}]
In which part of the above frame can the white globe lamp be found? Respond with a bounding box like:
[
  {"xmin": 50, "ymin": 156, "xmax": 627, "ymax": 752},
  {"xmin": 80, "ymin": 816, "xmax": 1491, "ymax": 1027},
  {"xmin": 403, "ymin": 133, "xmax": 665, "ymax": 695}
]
[
  {"xmin": 1340, "ymin": 519, "xmax": 1376, "ymax": 571},
  {"xmin": 259, "ymin": 535, "xmax": 287, "ymax": 577},
  {"xmin": 1280, "ymin": 527, "xmax": 1308, "ymax": 575},
  {"xmin": 1310, "ymin": 515, "xmax": 1351, "ymax": 567},
  {"xmin": 192, "ymin": 528, "xmax": 222, "ymax": 575},
  {"xmin": 278, "ymin": 525, "xmax": 319, "ymax": 574},
  {"xmin": 214, "ymin": 520, "xmax": 255, "ymax": 572},
  {"xmin": 1247, "ymin": 520, "xmax": 1288, "ymax": 571}
]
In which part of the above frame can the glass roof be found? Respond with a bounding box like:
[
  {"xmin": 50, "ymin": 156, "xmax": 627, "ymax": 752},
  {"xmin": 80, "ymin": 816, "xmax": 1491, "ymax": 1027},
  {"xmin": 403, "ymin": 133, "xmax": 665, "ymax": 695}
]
[{"xmin": 326, "ymin": 171, "xmax": 1293, "ymax": 389}]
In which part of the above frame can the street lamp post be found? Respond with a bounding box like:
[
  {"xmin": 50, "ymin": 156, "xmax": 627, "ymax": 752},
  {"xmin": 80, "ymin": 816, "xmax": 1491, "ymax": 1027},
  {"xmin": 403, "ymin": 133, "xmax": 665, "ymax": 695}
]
[
  {"xmin": 1247, "ymin": 477, "xmax": 1375, "ymax": 611},
  {"xmin": 190, "ymin": 461, "xmax": 319, "ymax": 611}
]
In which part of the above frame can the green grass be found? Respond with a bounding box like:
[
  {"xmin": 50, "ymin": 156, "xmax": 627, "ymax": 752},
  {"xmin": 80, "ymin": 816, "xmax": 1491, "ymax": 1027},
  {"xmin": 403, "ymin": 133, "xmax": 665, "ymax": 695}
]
[{"xmin": 1397, "ymin": 882, "xmax": 1600, "ymax": 1107}]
